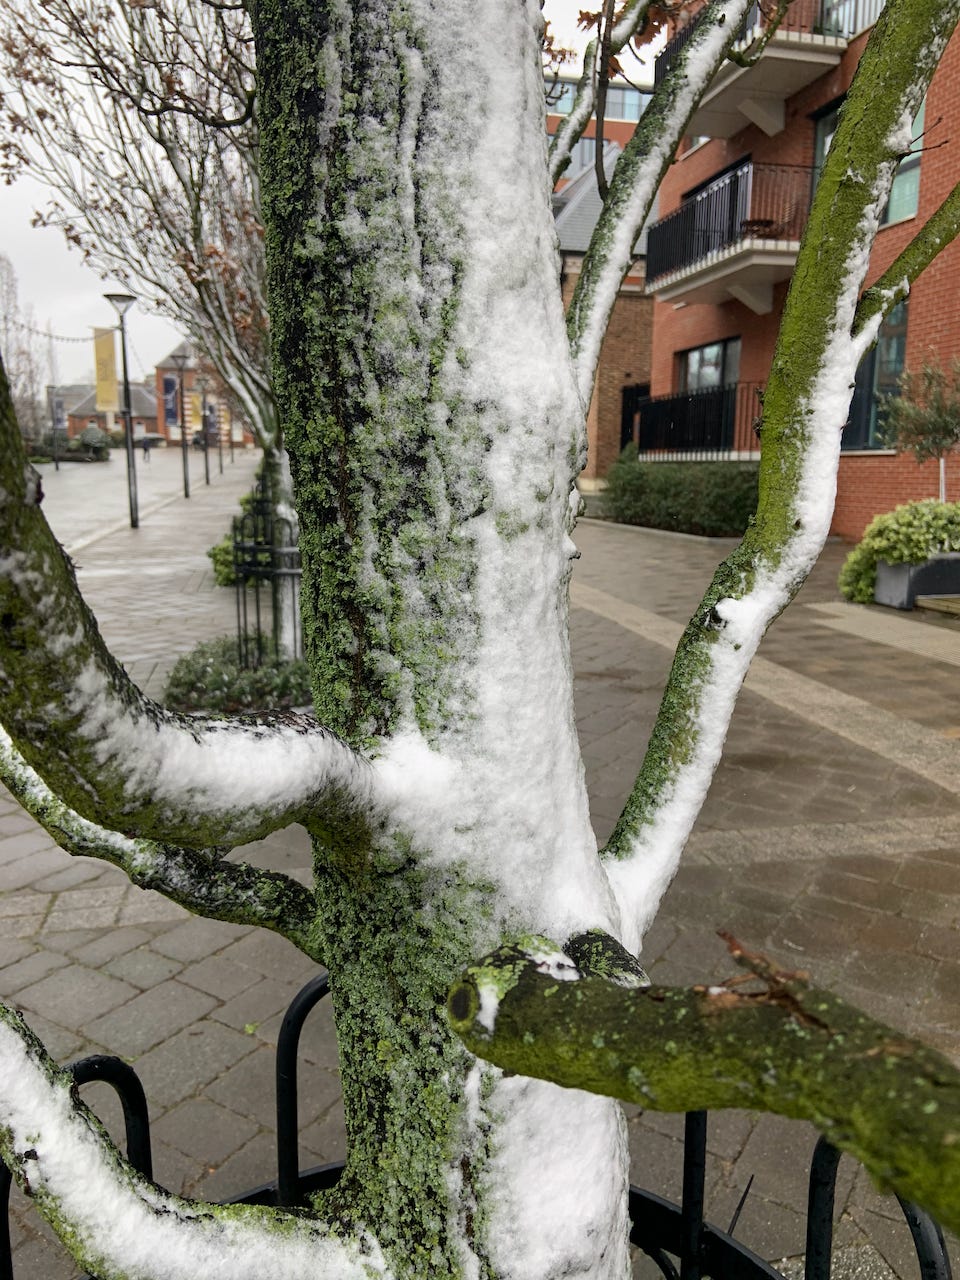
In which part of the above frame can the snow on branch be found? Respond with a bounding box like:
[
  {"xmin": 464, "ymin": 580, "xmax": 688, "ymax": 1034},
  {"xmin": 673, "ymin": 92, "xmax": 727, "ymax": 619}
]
[
  {"xmin": 855, "ymin": 178, "xmax": 960, "ymax": 337},
  {"xmin": 0, "ymin": 360, "xmax": 376, "ymax": 854},
  {"xmin": 0, "ymin": 1004, "xmax": 385, "ymax": 1280},
  {"xmin": 597, "ymin": 0, "xmax": 960, "ymax": 954},
  {"xmin": 567, "ymin": 0, "xmax": 757, "ymax": 410},
  {"xmin": 0, "ymin": 728, "xmax": 323, "ymax": 960},
  {"xmin": 547, "ymin": 0, "xmax": 650, "ymax": 187},
  {"xmin": 448, "ymin": 935, "xmax": 960, "ymax": 1237}
]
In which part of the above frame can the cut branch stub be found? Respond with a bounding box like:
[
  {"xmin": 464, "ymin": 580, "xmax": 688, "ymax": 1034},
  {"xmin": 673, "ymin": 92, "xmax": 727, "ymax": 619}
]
[{"xmin": 448, "ymin": 937, "xmax": 960, "ymax": 1237}]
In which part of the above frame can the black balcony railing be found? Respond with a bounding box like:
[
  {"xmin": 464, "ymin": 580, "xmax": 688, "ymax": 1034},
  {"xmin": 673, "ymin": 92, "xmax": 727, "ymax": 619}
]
[
  {"xmin": 654, "ymin": 0, "xmax": 885, "ymax": 85},
  {"xmin": 636, "ymin": 382, "xmax": 764, "ymax": 457},
  {"xmin": 646, "ymin": 161, "xmax": 810, "ymax": 284}
]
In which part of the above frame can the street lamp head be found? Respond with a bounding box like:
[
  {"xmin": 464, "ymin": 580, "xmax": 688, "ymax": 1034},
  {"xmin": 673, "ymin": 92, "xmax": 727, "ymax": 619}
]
[
  {"xmin": 169, "ymin": 344, "xmax": 191, "ymax": 372},
  {"xmin": 104, "ymin": 292, "xmax": 136, "ymax": 320}
]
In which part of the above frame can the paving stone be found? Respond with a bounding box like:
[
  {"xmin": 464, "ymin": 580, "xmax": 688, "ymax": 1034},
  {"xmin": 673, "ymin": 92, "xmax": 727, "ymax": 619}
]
[
  {"xmin": 151, "ymin": 1096, "xmax": 259, "ymax": 1165},
  {"xmin": 33, "ymin": 861, "xmax": 120, "ymax": 892},
  {"xmin": 207, "ymin": 1043, "xmax": 341, "ymax": 1130},
  {"xmin": 15, "ymin": 966, "xmax": 139, "ymax": 1027},
  {"xmin": 178, "ymin": 954, "xmax": 262, "ymax": 1001},
  {"xmin": 210, "ymin": 976, "xmax": 302, "ymax": 1033},
  {"xmin": 0, "ymin": 848, "xmax": 71, "ymax": 890},
  {"xmin": 70, "ymin": 927, "xmax": 154, "ymax": 968},
  {"xmin": 133, "ymin": 1021, "xmax": 258, "ymax": 1112},
  {"xmin": 0, "ymin": 948, "xmax": 70, "ymax": 993},
  {"xmin": 149, "ymin": 916, "xmax": 250, "ymax": 962},
  {"xmin": 189, "ymin": 1130, "xmax": 280, "ymax": 1202},
  {"xmin": 0, "ymin": 937, "xmax": 36, "ymax": 968},
  {"xmin": 83, "ymin": 980, "xmax": 218, "ymax": 1056},
  {"xmin": 0, "ymin": 830, "xmax": 60, "ymax": 861},
  {"xmin": 214, "ymin": 930, "xmax": 321, "ymax": 986},
  {"xmin": 102, "ymin": 946, "xmax": 185, "ymax": 989},
  {"xmin": 15, "ymin": 1008, "xmax": 85, "ymax": 1062}
]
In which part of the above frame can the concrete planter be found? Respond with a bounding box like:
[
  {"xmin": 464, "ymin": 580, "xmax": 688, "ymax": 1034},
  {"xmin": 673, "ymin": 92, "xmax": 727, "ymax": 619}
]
[{"xmin": 874, "ymin": 553, "xmax": 960, "ymax": 609}]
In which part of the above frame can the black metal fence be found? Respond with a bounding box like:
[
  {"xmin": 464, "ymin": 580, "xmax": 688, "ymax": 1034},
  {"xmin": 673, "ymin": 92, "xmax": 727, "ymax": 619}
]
[
  {"xmin": 636, "ymin": 381, "xmax": 764, "ymax": 458},
  {"xmin": 646, "ymin": 162, "xmax": 811, "ymax": 284},
  {"xmin": 654, "ymin": 0, "xmax": 886, "ymax": 85},
  {"xmin": 232, "ymin": 473, "xmax": 302, "ymax": 666},
  {"xmin": 0, "ymin": 972, "xmax": 952, "ymax": 1279}
]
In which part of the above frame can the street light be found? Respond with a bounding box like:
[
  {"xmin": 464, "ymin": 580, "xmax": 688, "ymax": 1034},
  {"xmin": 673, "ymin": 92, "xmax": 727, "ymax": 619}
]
[
  {"xmin": 170, "ymin": 347, "xmax": 190, "ymax": 499},
  {"xmin": 104, "ymin": 292, "xmax": 138, "ymax": 530},
  {"xmin": 196, "ymin": 373, "xmax": 211, "ymax": 486}
]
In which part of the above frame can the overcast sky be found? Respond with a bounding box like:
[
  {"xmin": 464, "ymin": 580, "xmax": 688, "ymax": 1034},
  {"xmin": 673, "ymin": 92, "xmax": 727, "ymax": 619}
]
[{"xmin": 0, "ymin": 1, "xmax": 643, "ymax": 387}]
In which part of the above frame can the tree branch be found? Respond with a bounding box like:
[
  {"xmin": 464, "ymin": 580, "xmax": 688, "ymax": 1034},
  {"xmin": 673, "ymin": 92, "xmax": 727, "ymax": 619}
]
[
  {"xmin": 448, "ymin": 936, "xmax": 960, "ymax": 1238},
  {"xmin": 0, "ymin": 1004, "xmax": 384, "ymax": 1279},
  {"xmin": 0, "ymin": 728, "xmax": 323, "ymax": 960},
  {"xmin": 567, "ymin": 0, "xmax": 758, "ymax": 412},
  {"xmin": 0, "ymin": 354, "xmax": 374, "ymax": 854},
  {"xmin": 547, "ymin": 0, "xmax": 650, "ymax": 187},
  {"xmin": 855, "ymin": 178, "xmax": 960, "ymax": 337},
  {"xmin": 598, "ymin": 0, "xmax": 960, "ymax": 953}
]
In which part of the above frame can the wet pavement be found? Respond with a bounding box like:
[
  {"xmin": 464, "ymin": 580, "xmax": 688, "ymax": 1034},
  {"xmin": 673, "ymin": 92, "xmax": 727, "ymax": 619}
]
[{"xmin": 2, "ymin": 452, "xmax": 959, "ymax": 1278}]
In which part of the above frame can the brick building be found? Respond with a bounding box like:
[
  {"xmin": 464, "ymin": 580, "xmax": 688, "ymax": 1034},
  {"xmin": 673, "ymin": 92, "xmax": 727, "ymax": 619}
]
[
  {"xmin": 548, "ymin": 80, "xmax": 655, "ymax": 489},
  {"xmin": 644, "ymin": 1, "xmax": 960, "ymax": 538},
  {"xmin": 154, "ymin": 343, "xmax": 255, "ymax": 451}
]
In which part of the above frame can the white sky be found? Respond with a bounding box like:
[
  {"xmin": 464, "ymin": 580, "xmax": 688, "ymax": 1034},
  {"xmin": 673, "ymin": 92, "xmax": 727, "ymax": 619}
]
[{"xmin": 0, "ymin": 1, "xmax": 642, "ymax": 387}]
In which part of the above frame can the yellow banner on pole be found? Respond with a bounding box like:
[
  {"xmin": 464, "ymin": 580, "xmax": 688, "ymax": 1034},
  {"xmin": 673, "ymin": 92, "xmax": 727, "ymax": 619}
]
[
  {"xmin": 189, "ymin": 392, "xmax": 202, "ymax": 430},
  {"xmin": 93, "ymin": 328, "xmax": 118, "ymax": 412}
]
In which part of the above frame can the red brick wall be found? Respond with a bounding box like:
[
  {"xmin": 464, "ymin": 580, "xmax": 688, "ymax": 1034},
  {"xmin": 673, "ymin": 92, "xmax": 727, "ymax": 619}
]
[
  {"xmin": 562, "ymin": 261, "xmax": 653, "ymax": 482},
  {"xmin": 835, "ymin": 452, "xmax": 960, "ymax": 540}
]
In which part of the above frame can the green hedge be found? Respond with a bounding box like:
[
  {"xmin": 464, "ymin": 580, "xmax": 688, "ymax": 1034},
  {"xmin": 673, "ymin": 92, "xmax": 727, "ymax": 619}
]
[
  {"xmin": 838, "ymin": 500, "xmax": 960, "ymax": 603},
  {"xmin": 602, "ymin": 457, "xmax": 759, "ymax": 536},
  {"xmin": 163, "ymin": 636, "xmax": 312, "ymax": 713}
]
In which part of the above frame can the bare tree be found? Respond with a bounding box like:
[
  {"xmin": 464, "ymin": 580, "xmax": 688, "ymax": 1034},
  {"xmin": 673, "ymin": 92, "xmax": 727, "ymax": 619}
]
[
  {"xmin": 0, "ymin": 253, "xmax": 46, "ymax": 445},
  {"xmin": 0, "ymin": 1, "xmax": 283, "ymax": 484},
  {"xmin": 2, "ymin": 1, "xmax": 960, "ymax": 1277}
]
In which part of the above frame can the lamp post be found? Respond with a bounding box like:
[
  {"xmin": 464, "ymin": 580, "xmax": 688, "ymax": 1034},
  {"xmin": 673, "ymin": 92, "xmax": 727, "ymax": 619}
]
[
  {"xmin": 227, "ymin": 404, "xmax": 235, "ymax": 463},
  {"xmin": 170, "ymin": 348, "xmax": 190, "ymax": 499},
  {"xmin": 104, "ymin": 292, "xmax": 138, "ymax": 529},
  {"xmin": 216, "ymin": 401, "xmax": 224, "ymax": 475},
  {"xmin": 196, "ymin": 374, "xmax": 211, "ymax": 486}
]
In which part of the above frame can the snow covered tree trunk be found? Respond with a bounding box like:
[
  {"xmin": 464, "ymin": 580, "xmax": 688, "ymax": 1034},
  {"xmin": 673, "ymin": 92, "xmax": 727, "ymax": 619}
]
[{"xmin": 254, "ymin": 2, "xmax": 631, "ymax": 1272}]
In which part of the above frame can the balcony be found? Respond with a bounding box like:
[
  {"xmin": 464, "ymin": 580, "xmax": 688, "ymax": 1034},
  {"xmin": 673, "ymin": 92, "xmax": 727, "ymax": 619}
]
[
  {"xmin": 645, "ymin": 161, "xmax": 810, "ymax": 313},
  {"xmin": 636, "ymin": 382, "xmax": 764, "ymax": 458},
  {"xmin": 655, "ymin": 0, "xmax": 885, "ymax": 138}
]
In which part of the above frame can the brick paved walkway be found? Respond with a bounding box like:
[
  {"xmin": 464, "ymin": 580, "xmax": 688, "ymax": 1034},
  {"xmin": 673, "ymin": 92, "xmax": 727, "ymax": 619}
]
[{"xmin": 3, "ymin": 471, "xmax": 959, "ymax": 1278}]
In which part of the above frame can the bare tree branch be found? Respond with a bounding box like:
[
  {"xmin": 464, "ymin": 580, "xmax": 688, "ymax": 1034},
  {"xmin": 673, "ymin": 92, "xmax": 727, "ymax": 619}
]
[
  {"xmin": 0, "ymin": 727, "xmax": 323, "ymax": 960},
  {"xmin": 566, "ymin": 0, "xmax": 758, "ymax": 413},
  {"xmin": 547, "ymin": 0, "xmax": 650, "ymax": 187},
  {"xmin": 0, "ymin": 1004, "xmax": 383, "ymax": 1279},
  {"xmin": 449, "ymin": 935, "xmax": 960, "ymax": 1238}
]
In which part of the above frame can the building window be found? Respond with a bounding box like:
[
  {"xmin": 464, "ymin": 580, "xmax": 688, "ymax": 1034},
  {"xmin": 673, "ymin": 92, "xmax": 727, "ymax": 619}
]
[
  {"xmin": 678, "ymin": 337, "xmax": 741, "ymax": 392},
  {"xmin": 546, "ymin": 78, "xmax": 649, "ymax": 122},
  {"xmin": 814, "ymin": 96, "xmax": 924, "ymax": 224},
  {"xmin": 843, "ymin": 300, "xmax": 908, "ymax": 449},
  {"xmin": 882, "ymin": 98, "xmax": 925, "ymax": 225}
]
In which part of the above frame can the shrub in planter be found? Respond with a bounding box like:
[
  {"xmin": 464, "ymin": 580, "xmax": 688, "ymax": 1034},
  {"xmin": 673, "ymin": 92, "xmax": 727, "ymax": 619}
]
[
  {"xmin": 602, "ymin": 456, "xmax": 759, "ymax": 536},
  {"xmin": 163, "ymin": 635, "xmax": 312, "ymax": 713},
  {"xmin": 837, "ymin": 499, "xmax": 960, "ymax": 603}
]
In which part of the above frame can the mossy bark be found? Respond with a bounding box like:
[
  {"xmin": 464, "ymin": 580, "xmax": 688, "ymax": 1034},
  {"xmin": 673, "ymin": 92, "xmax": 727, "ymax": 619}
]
[
  {"xmin": 254, "ymin": 3, "xmax": 627, "ymax": 1276},
  {"xmin": 450, "ymin": 939, "xmax": 960, "ymax": 1238}
]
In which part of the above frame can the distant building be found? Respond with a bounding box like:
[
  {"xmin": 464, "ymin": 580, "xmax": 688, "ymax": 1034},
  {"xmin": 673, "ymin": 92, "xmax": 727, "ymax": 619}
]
[
  {"xmin": 45, "ymin": 382, "xmax": 157, "ymax": 441},
  {"xmin": 644, "ymin": 0, "xmax": 960, "ymax": 538},
  {"xmin": 155, "ymin": 342, "xmax": 255, "ymax": 450}
]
